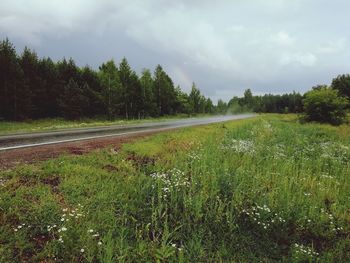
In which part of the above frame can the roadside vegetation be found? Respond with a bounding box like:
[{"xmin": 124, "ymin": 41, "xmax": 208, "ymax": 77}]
[{"xmin": 1, "ymin": 115, "xmax": 349, "ymax": 262}]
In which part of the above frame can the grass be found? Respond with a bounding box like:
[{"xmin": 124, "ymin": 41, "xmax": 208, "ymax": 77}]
[
  {"xmin": 0, "ymin": 114, "xmax": 349, "ymax": 262},
  {"xmin": 0, "ymin": 114, "xmax": 212, "ymax": 135}
]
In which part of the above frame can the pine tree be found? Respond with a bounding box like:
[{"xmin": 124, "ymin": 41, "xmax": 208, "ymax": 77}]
[
  {"xmin": 98, "ymin": 60, "xmax": 120, "ymax": 119},
  {"xmin": 59, "ymin": 78, "xmax": 88, "ymax": 119},
  {"xmin": 140, "ymin": 69, "xmax": 156, "ymax": 117},
  {"xmin": 0, "ymin": 39, "xmax": 31, "ymax": 120},
  {"xmin": 118, "ymin": 58, "xmax": 133, "ymax": 119}
]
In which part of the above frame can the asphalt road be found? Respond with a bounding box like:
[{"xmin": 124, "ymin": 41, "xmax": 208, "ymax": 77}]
[{"xmin": 0, "ymin": 114, "xmax": 256, "ymax": 151}]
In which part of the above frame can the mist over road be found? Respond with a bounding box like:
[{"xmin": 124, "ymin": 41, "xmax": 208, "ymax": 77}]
[{"xmin": 0, "ymin": 114, "xmax": 256, "ymax": 151}]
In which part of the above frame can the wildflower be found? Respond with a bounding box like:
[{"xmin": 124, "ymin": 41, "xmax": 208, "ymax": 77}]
[
  {"xmin": 98, "ymin": 241, "xmax": 102, "ymax": 246},
  {"xmin": 80, "ymin": 248, "xmax": 85, "ymax": 253},
  {"xmin": 58, "ymin": 227, "xmax": 67, "ymax": 232},
  {"xmin": 88, "ymin": 229, "xmax": 94, "ymax": 233}
]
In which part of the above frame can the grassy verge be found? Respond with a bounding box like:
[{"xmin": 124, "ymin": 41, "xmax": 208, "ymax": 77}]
[
  {"xmin": 0, "ymin": 114, "xmax": 349, "ymax": 262},
  {"xmin": 0, "ymin": 114, "xmax": 212, "ymax": 135}
]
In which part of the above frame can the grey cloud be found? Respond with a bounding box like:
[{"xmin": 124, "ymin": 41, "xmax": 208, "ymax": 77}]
[{"xmin": 1, "ymin": 0, "xmax": 349, "ymax": 102}]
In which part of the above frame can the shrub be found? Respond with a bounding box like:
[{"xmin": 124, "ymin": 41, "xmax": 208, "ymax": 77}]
[{"xmin": 302, "ymin": 87, "xmax": 348, "ymax": 125}]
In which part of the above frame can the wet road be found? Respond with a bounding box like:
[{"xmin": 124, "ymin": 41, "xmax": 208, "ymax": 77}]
[{"xmin": 0, "ymin": 114, "xmax": 256, "ymax": 151}]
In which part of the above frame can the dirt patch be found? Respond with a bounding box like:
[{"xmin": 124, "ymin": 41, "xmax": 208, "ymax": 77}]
[
  {"xmin": 32, "ymin": 233, "xmax": 51, "ymax": 249},
  {"xmin": 41, "ymin": 176, "xmax": 61, "ymax": 193},
  {"xmin": 0, "ymin": 130, "xmax": 163, "ymax": 170},
  {"xmin": 126, "ymin": 154, "xmax": 156, "ymax": 168}
]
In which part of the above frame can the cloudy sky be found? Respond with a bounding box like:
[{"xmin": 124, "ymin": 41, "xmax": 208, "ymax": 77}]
[{"xmin": 1, "ymin": 0, "xmax": 349, "ymax": 102}]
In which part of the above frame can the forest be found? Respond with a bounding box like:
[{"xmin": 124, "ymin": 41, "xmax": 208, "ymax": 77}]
[{"xmin": 0, "ymin": 38, "xmax": 306, "ymax": 121}]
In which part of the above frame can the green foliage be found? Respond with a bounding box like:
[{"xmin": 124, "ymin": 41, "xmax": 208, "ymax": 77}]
[
  {"xmin": 140, "ymin": 69, "xmax": 157, "ymax": 117},
  {"xmin": 0, "ymin": 38, "xmax": 31, "ymax": 120},
  {"xmin": 59, "ymin": 79, "xmax": 89, "ymax": 119},
  {"xmin": 188, "ymin": 83, "xmax": 202, "ymax": 114},
  {"xmin": 227, "ymin": 91, "xmax": 303, "ymax": 114},
  {"xmin": 0, "ymin": 38, "xmax": 215, "ymax": 121},
  {"xmin": 216, "ymin": 99, "xmax": 228, "ymax": 114},
  {"xmin": 303, "ymin": 87, "xmax": 348, "ymax": 125},
  {"xmin": 153, "ymin": 65, "xmax": 177, "ymax": 116},
  {"xmin": 332, "ymin": 74, "xmax": 350, "ymax": 101},
  {"xmin": 1, "ymin": 115, "xmax": 349, "ymax": 261},
  {"xmin": 98, "ymin": 60, "xmax": 121, "ymax": 119}
]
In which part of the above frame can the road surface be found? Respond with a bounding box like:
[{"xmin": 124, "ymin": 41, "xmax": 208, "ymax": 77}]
[{"xmin": 0, "ymin": 114, "xmax": 255, "ymax": 151}]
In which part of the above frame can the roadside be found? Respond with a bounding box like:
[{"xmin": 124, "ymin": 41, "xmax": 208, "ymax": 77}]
[
  {"xmin": 0, "ymin": 129, "xmax": 159, "ymax": 169},
  {"xmin": 0, "ymin": 114, "xmax": 256, "ymax": 169},
  {"xmin": 0, "ymin": 114, "xmax": 213, "ymax": 135}
]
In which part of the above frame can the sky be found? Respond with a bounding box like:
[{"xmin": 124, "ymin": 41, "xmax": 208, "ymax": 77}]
[{"xmin": 1, "ymin": 0, "xmax": 349, "ymax": 102}]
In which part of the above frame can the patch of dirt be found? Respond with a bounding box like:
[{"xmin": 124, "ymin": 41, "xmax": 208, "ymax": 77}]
[
  {"xmin": 0, "ymin": 130, "xmax": 162, "ymax": 170},
  {"xmin": 41, "ymin": 176, "xmax": 61, "ymax": 193},
  {"xmin": 126, "ymin": 153, "xmax": 156, "ymax": 168},
  {"xmin": 32, "ymin": 234, "xmax": 51, "ymax": 249}
]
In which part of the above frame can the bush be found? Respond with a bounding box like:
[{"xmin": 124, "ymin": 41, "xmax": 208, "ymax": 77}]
[{"xmin": 302, "ymin": 87, "xmax": 348, "ymax": 125}]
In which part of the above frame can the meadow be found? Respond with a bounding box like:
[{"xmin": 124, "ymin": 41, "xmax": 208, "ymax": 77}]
[{"xmin": 0, "ymin": 115, "xmax": 349, "ymax": 262}]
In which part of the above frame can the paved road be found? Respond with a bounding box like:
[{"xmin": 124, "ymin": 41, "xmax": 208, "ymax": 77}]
[{"xmin": 0, "ymin": 114, "xmax": 256, "ymax": 151}]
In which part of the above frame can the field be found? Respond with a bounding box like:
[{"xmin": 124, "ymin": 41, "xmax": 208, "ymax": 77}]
[{"xmin": 0, "ymin": 115, "xmax": 349, "ymax": 262}]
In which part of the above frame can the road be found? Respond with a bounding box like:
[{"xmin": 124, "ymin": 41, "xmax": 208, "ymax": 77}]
[{"xmin": 0, "ymin": 114, "xmax": 255, "ymax": 151}]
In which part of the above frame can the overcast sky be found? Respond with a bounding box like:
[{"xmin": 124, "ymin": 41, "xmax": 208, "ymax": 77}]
[{"xmin": 1, "ymin": 0, "xmax": 349, "ymax": 102}]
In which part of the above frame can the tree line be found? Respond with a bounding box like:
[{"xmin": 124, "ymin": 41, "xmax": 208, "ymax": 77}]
[
  {"xmin": 0, "ymin": 38, "xmax": 215, "ymax": 121},
  {"xmin": 1, "ymin": 38, "xmax": 349, "ymax": 124},
  {"xmin": 225, "ymin": 89, "xmax": 303, "ymax": 114}
]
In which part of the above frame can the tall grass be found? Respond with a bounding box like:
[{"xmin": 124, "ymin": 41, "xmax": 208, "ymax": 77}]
[{"xmin": 0, "ymin": 115, "xmax": 349, "ymax": 262}]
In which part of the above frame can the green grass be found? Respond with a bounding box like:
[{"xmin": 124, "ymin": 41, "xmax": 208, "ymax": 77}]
[
  {"xmin": 0, "ymin": 114, "xmax": 349, "ymax": 262},
  {"xmin": 0, "ymin": 114, "xmax": 212, "ymax": 135}
]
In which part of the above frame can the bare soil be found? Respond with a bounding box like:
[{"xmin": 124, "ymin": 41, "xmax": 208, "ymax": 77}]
[{"xmin": 0, "ymin": 130, "xmax": 161, "ymax": 170}]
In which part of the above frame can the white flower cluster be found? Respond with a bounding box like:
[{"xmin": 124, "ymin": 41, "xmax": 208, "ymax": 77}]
[
  {"xmin": 150, "ymin": 168, "xmax": 190, "ymax": 198},
  {"xmin": 294, "ymin": 243, "xmax": 319, "ymax": 257},
  {"xmin": 320, "ymin": 142, "xmax": 349, "ymax": 162},
  {"xmin": 13, "ymin": 223, "xmax": 31, "ymax": 232},
  {"xmin": 242, "ymin": 204, "xmax": 286, "ymax": 230},
  {"xmin": 170, "ymin": 242, "xmax": 183, "ymax": 251},
  {"xmin": 221, "ymin": 139, "xmax": 255, "ymax": 154},
  {"xmin": 320, "ymin": 208, "xmax": 344, "ymax": 232},
  {"xmin": 48, "ymin": 204, "xmax": 85, "ymax": 244}
]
